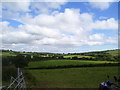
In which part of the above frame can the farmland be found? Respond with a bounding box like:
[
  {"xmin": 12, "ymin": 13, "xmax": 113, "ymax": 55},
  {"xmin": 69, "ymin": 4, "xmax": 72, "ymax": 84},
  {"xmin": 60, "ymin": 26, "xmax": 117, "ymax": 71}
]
[
  {"xmin": 1, "ymin": 49, "xmax": 120, "ymax": 88},
  {"xmin": 63, "ymin": 55, "xmax": 94, "ymax": 58},
  {"xmin": 28, "ymin": 66, "xmax": 118, "ymax": 88},
  {"xmin": 27, "ymin": 60, "xmax": 118, "ymax": 69}
]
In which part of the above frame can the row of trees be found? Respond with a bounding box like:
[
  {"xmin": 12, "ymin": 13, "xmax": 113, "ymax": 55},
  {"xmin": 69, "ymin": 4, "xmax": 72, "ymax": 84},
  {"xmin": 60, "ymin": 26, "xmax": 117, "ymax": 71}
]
[
  {"xmin": 3, "ymin": 54, "xmax": 29, "ymax": 68},
  {"xmin": 3, "ymin": 54, "xmax": 118, "ymax": 69}
]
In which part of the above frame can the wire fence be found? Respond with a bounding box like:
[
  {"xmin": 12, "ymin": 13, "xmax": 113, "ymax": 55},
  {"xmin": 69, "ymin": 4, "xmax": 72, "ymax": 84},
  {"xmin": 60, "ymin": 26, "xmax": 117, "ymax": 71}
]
[{"xmin": 2, "ymin": 68, "xmax": 26, "ymax": 90}]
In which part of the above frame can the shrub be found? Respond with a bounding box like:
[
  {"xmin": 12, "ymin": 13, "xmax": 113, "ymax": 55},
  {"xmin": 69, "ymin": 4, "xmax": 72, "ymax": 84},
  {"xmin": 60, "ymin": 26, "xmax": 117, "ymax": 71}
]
[{"xmin": 2, "ymin": 65, "xmax": 17, "ymax": 81}]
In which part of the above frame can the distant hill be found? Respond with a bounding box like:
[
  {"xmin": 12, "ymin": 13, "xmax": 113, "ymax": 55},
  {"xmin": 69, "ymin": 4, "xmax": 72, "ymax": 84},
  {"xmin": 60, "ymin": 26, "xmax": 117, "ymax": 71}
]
[
  {"xmin": 0, "ymin": 49, "xmax": 119, "ymax": 57},
  {"xmin": 105, "ymin": 49, "xmax": 119, "ymax": 56},
  {"xmin": 0, "ymin": 49, "xmax": 62, "ymax": 57}
]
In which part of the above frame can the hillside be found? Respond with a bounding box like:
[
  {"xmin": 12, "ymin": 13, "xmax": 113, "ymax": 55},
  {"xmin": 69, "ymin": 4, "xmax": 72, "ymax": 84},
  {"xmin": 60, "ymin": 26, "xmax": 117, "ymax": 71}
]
[
  {"xmin": 0, "ymin": 49, "xmax": 119, "ymax": 57},
  {"xmin": 2, "ymin": 49, "xmax": 119, "ymax": 88}
]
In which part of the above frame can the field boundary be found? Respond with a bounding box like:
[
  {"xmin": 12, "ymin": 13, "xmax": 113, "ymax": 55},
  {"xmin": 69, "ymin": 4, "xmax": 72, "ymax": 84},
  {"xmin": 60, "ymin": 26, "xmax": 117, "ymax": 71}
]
[{"xmin": 27, "ymin": 63, "xmax": 120, "ymax": 70}]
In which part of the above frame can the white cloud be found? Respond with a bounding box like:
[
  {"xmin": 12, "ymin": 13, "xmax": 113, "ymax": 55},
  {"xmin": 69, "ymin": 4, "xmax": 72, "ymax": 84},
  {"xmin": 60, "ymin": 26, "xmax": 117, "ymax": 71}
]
[
  {"xmin": 1, "ymin": 8, "xmax": 118, "ymax": 47},
  {"xmin": 2, "ymin": 1, "xmax": 67, "ymax": 19},
  {"xmin": 86, "ymin": 41, "xmax": 104, "ymax": 46},
  {"xmin": 106, "ymin": 37, "xmax": 118, "ymax": 44},
  {"xmin": 18, "ymin": 24, "xmax": 62, "ymax": 38},
  {"xmin": 92, "ymin": 18, "xmax": 118, "ymax": 30},
  {"xmin": 88, "ymin": 0, "xmax": 117, "ymax": 10},
  {"xmin": 3, "ymin": 31, "xmax": 31, "ymax": 44},
  {"xmin": 89, "ymin": 34, "xmax": 104, "ymax": 41},
  {"xmin": 1, "ymin": 21, "xmax": 34, "ymax": 44},
  {"xmin": 89, "ymin": 2, "xmax": 110, "ymax": 10},
  {"xmin": 30, "ymin": 1, "xmax": 67, "ymax": 14},
  {"xmin": 2, "ymin": 1, "xmax": 30, "ymax": 12},
  {"xmin": 2, "ymin": 1, "xmax": 31, "ymax": 19},
  {"xmin": 1, "ymin": 2, "xmax": 118, "ymax": 52},
  {"xmin": 99, "ymin": 16, "xmax": 108, "ymax": 20}
]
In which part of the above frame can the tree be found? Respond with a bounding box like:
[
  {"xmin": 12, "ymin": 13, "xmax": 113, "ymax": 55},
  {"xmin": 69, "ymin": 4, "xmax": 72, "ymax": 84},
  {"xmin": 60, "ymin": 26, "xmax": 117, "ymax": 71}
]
[
  {"xmin": 72, "ymin": 56, "xmax": 78, "ymax": 60},
  {"xmin": 12, "ymin": 54, "xmax": 29, "ymax": 68},
  {"xmin": 25, "ymin": 55, "xmax": 32, "ymax": 61}
]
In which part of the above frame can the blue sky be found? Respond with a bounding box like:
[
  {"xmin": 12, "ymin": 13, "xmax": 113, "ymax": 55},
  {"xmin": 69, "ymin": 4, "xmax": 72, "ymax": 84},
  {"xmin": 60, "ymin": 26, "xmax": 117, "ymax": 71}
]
[
  {"xmin": 61, "ymin": 2, "xmax": 118, "ymax": 19},
  {"xmin": 1, "ymin": 1, "xmax": 118, "ymax": 53}
]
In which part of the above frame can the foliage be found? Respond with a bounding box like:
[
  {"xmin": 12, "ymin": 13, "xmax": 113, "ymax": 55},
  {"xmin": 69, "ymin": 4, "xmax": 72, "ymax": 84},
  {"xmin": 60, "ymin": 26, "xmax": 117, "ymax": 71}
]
[
  {"xmin": 1, "ymin": 49, "xmax": 119, "ymax": 61},
  {"xmin": 12, "ymin": 54, "xmax": 29, "ymax": 68},
  {"xmin": 2, "ymin": 65, "xmax": 17, "ymax": 81}
]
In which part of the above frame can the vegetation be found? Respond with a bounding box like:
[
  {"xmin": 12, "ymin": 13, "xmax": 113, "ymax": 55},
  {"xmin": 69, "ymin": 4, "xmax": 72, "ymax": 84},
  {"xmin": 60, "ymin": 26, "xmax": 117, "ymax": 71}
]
[
  {"xmin": 64, "ymin": 55, "xmax": 93, "ymax": 58},
  {"xmin": 23, "ymin": 70, "xmax": 37, "ymax": 88},
  {"xmin": 28, "ymin": 66, "xmax": 119, "ymax": 88},
  {"xmin": 1, "ymin": 49, "xmax": 119, "ymax": 88},
  {"xmin": 2, "ymin": 65, "xmax": 17, "ymax": 85},
  {"xmin": 27, "ymin": 60, "xmax": 118, "ymax": 69}
]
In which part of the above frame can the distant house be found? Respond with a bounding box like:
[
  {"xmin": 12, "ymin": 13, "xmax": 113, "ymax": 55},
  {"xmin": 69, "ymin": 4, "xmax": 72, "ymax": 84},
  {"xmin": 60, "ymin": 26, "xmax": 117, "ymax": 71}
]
[{"xmin": 31, "ymin": 55, "xmax": 33, "ymax": 59}]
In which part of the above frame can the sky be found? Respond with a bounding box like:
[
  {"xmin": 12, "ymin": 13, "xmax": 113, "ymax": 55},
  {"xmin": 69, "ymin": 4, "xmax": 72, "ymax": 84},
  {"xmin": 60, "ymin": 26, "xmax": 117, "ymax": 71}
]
[{"xmin": 0, "ymin": 0, "xmax": 119, "ymax": 53}]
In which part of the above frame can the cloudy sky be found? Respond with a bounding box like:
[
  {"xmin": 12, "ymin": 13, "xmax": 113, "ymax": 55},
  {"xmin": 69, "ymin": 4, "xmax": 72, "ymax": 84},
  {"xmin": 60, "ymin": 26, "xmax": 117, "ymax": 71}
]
[{"xmin": 0, "ymin": 0, "xmax": 118, "ymax": 53}]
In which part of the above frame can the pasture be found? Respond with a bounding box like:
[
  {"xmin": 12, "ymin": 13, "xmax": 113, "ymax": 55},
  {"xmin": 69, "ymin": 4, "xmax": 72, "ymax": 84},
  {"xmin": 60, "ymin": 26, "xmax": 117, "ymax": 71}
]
[
  {"xmin": 63, "ymin": 55, "xmax": 94, "ymax": 58},
  {"xmin": 1, "ymin": 49, "xmax": 119, "ymax": 88},
  {"xmin": 106, "ymin": 50, "xmax": 119, "ymax": 56},
  {"xmin": 28, "ymin": 66, "xmax": 118, "ymax": 88},
  {"xmin": 27, "ymin": 60, "xmax": 118, "ymax": 69}
]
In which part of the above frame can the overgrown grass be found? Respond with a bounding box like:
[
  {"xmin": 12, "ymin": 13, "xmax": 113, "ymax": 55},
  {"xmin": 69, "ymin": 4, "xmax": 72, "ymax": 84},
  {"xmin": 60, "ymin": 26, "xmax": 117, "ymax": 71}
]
[
  {"xmin": 28, "ymin": 66, "xmax": 119, "ymax": 88},
  {"xmin": 27, "ymin": 60, "xmax": 118, "ymax": 68},
  {"xmin": 23, "ymin": 70, "xmax": 37, "ymax": 88}
]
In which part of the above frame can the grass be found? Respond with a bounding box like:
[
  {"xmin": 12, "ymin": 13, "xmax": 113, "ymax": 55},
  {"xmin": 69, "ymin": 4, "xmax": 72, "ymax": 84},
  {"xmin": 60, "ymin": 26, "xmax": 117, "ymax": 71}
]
[
  {"xmin": 27, "ymin": 60, "xmax": 118, "ymax": 68},
  {"xmin": 64, "ymin": 55, "xmax": 94, "ymax": 58},
  {"xmin": 28, "ymin": 66, "xmax": 119, "ymax": 88},
  {"xmin": 106, "ymin": 50, "xmax": 119, "ymax": 56},
  {"xmin": 1, "ymin": 52, "xmax": 16, "ymax": 56}
]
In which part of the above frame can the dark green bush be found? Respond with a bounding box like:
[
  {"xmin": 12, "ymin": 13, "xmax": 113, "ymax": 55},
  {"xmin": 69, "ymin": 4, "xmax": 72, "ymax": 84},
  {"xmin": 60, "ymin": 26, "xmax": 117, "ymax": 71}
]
[{"xmin": 2, "ymin": 65, "xmax": 17, "ymax": 81}]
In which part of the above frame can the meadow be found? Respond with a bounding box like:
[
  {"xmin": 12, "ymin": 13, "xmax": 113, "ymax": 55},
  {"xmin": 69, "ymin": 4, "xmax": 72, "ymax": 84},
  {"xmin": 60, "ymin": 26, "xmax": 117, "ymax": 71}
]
[
  {"xmin": 27, "ymin": 60, "xmax": 118, "ymax": 69},
  {"xmin": 28, "ymin": 66, "xmax": 118, "ymax": 88},
  {"xmin": 63, "ymin": 55, "xmax": 94, "ymax": 58},
  {"xmin": 1, "ymin": 49, "xmax": 119, "ymax": 88}
]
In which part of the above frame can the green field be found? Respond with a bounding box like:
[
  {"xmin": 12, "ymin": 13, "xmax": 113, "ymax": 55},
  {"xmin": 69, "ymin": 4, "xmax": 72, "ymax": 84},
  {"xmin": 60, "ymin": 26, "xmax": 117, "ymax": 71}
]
[
  {"xmin": 106, "ymin": 50, "xmax": 119, "ymax": 56},
  {"xmin": 28, "ymin": 66, "xmax": 118, "ymax": 88},
  {"xmin": 0, "ymin": 52, "xmax": 16, "ymax": 56},
  {"xmin": 27, "ymin": 60, "xmax": 117, "ymax": 68},
  {"xmin": 1, "ymin": 49, "xmax": 119, "ymax": 88},
  {"xmin": 63, "ymin": 55, "xmax": 94, "ymax": 58}
]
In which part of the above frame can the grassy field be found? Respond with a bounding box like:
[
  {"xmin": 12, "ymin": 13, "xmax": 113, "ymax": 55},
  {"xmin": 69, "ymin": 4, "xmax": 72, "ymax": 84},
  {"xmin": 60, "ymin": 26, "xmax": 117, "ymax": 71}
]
[
  {"xmin": 63, "ymin": 55, "xmax": 94, "ymax": 58},
  {"xmin": 28, "ymin": 66, "xmax": 118, "ymax": 88},
  {"xmin": 27, "ymin": 60, "xmax": 117, "ymax": 69},
  {"xmin": 1, "ymin": 49, "xmax": 119, "ymax": 88},
  {"xmin": 106, "ymin": 50, "xmax": 118, "ymax": 56},
  {"xmin": 0, "ymin": 52, "xmax": 16, "ymax": 56}
]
